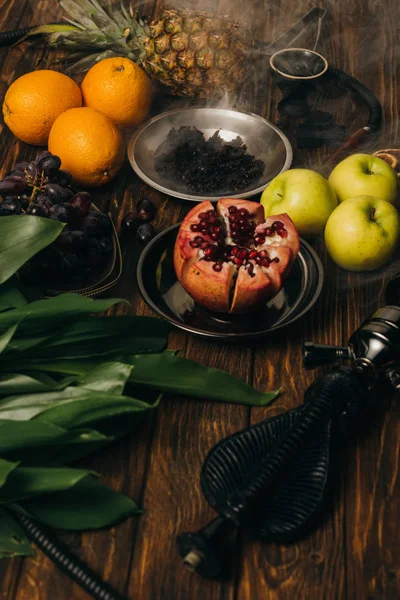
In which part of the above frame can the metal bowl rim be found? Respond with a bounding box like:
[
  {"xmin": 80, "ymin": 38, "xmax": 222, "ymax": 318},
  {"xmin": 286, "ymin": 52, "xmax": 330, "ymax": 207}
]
[
  {"xmin": 136, "ymin": 223, "xmax": 324, "ymax": 342},
  {"xmin": 127, "ymin": 107, "xmax": 293, "ymax": 202}
]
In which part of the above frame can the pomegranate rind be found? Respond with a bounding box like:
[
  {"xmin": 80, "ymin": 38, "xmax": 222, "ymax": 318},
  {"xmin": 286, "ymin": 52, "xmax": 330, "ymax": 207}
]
[
  {"xmin": 255, "ymin": 213, "xmax": 300, "ymax": 257},
  {"xmin": 231, "ymin": 265, "xmax": 279, "ymax": 313},
  {"xmin": 184, "ymin": 259, "xmax": 236, "ymax": 313}
]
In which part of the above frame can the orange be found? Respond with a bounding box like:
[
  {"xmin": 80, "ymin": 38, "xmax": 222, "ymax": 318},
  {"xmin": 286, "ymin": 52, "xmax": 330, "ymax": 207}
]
[
  {"xmin": 81, "ymin": 57, "xmax": 152, "ymax": 128},
  {"xmin": 48, "ymin": 107, "xmax": 125, "ymax": 188},
  {"xmin": 2, "ymin": 70, "xmax": 82, "ymax": 146}
]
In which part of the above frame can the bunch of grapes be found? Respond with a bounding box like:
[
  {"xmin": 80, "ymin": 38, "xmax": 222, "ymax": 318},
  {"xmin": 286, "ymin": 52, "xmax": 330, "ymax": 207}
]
[{"xmin": 0, "ymin": 151, "xmax": 113, "ymax": 283}]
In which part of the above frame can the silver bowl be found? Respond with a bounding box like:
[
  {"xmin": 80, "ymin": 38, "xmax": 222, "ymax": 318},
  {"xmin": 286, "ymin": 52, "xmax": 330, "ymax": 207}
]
[{"xmin": 127, "ymin": 108, "xmax": 292, "ymax": 202}]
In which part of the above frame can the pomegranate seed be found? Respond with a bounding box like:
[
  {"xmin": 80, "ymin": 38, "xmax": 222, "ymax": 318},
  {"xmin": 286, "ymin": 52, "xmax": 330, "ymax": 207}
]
[
  {"xmin": 238, "ymin": 248, "xmax": 248, "ymax": 260},
  {"xmin": 213, "ymin": 225, "xmax": 221, "ymax": 232},
  {"xmin": 273, "ymin": 220, "xmax": 284, "ymax": 228},
  {"xmin": 200, "ymin": 241, "xmax": 209, "ymax": 249},
  {"xmin": 208, "ymin": 215, "xmax": 217, "ymax": 223},
  {"xmin": 238, "ymin": 218, "xmax": 247, "ymax": 226},
  {"xmin": 265, "ymin": 228, "xmax": 273, "ymax": 236},
  {"xmin": 228, "ymin": 206, "xmax": 237, "ymax": 214},
  {"xmin": 200, "ymin": 228, "xmax": 208, "ymax": 234},
  {"xmin": 248, "ymin": 263, "xmax": 254, "ymax": 275},
  {"xmin": 231, "ymin": 246, "xmax": 240, "ymax": 256},
  {"xmin": 199, "ymin": 212, "xmax": 207, "ymax": 219},
  {"xmin": 255, "ymin": 256, "xmax": 262, "ymax": 264},
  {"xmin": 189, "ymin": 241, "xmax": 199, "ymax": 248},
  {"xmin": 200, "ymin": 219, "xmax": 208, "ymax": 228},
  {"xmin": 239, "ymin": 208, "xmax": 249, "ymax": 216},
  {"xmin": 190, "ymin": 224, "xmax": 199, "ymax": 232},
  {"xmin": 259, "ymin": 250, "xmax": 269, "ymax": 258},
  {"xmin": 278, "ymin": 229, "xmax": 288, "ymax": 238},
  {"xmin": 204, "ymin": 245, "xmax": 217, "ymax": 257},
  {"xmin": 254, "ymin": 235, "xmax": 265, "ymax": 245},
  {"xmin": 194, "ymin": 236, "xmax": 204, "ymax": 243},
  {"xmin": 273, "ymin": 257, "xmax": 280, "ymax": 263},
  {"xmin": 239, "ymin": 225, "xmax": 249, "ymax": 232},
  {"xmin": 231, "ymin": 222, "xmax": 240, "ymax": 231},
  {"xmin": 207, "ymin": 209, "xmax": 215, "ymax": 216},
  {"xmin": 261, "ymin": 258, "xmax": 271, "ymax": 266},
  {"xmin": 248, "ymin": 250, "xmax": 258, "ymax": 260},
  {"xmin": 211, "ymin": 232, "xmax": 219, "ymax": 240},
  {"xmin": 234, "ymin": 257, "xmax": 243, "ymax": 266},
  {"xmin": 213, "ymin": 262, "xmax": 223, "ymax": 272}
]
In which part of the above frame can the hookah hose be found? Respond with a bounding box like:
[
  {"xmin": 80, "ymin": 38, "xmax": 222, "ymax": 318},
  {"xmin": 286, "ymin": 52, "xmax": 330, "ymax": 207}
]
[
  {"xmin": 0, "ymin": 27, "xmax": 39, "ymax": 46},
  {"xmin": 10, "ymin": 511, "xmax": 128, "ymax": 600},
  {"xmin": 322, "ymin": 65, "xmax": 382, "ymax": 165}
]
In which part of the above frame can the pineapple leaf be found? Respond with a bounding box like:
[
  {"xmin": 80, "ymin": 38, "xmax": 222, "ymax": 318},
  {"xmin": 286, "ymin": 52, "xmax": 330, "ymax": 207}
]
[
  {"xmin": 60, "ymin": 0, "xmax": 100, "ymax": 30},
  {"xmin": 65, "ymin": 50, "xmax": 118, "ymax": 72}
]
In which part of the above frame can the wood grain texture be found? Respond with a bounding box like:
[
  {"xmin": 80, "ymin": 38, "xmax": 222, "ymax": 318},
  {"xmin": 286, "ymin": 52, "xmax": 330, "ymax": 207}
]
[{"xmin": 0, "ymin": 0, "xmax": 399, "ymax": 599}]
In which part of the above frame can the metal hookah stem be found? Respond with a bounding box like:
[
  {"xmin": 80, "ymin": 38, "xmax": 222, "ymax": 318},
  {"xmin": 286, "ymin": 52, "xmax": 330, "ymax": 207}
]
[{"xmin": 222, "ymin": 369, "xmax": 359, "ymax": 522}]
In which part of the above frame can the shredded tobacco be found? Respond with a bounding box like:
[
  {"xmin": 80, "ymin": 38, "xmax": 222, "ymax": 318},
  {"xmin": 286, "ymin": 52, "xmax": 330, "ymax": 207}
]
[{"xmin": 154, "ymin": 126, "xmax": 265, "ymax": 194}]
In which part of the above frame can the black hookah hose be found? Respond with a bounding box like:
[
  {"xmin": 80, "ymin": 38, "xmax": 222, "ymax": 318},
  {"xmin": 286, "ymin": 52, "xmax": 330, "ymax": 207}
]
[
  {"xmin": 0, "ymin": 27, "xmax": 37, "ymax": 47},
  {"xmin": 11, "ymin": 512, "xmax": 127, "ymax": 600},
  {"xmin": 323, "ymin": 66, "xmax": 382, "ymax": 165}
]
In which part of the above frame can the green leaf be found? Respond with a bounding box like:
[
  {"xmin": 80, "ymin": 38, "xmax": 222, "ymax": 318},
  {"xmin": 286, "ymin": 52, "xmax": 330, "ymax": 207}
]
[
  {"xmin": 0, "ymin": 466, "xmax": 94, "ymax": 504},
  {"xmin": 127, "ymin": 353, "xmax": 280, "ymax": 406},
  {"xmin": 0, "ymin": 294, "xmax": 127, "ymax": 336},
  {"xmin": 78, "ymin": 362, "xmax": 133, "ymax": 394},
  {"xmin": 0, "ymin": 323, "xmax": 19, "ymax": 354},
  {"xmin": 0, "ymin": 372, "xmax": 75, "ymax": 395},
  {"xmin": 19, "ymin": 476, "xmax": 140, "ymax": 530},
  {"xmin": 0, "ymin": 384, "xmax": 151, "ymax": 423},
  {"xmin": 0, "ymin": 279, "xmax": 28, "ymax": 311},
  {"xmin": 0, "ymin": 459, "xmax": 19, "ymax": 487},
  {"xmin": 0, "ymin": 216, "xmax": 65, "ymax": 284},
  {"xmin": 0, "ymin": 509, "xmax": 34, "ymax": 558},
  {"xmin": 0, "ymin": 420, "xmax": 109, "ymax": 465},
  {"xmin": 9, "ymin": 316, "xmax": 169, "ymax": 358}
]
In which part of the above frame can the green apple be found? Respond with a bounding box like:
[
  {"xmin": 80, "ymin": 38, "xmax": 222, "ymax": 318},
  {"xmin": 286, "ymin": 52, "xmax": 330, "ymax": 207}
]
[
  {"xmin": 328, "ymin": 153, "xmax": 398, "ymax": 204},
  {"xmin": 261, "ymin": 168, "xmax": 337, "ymax": 236},
  {"xmin": 324, "ymin": 195, "xmax": 400, "ymax": 271}
]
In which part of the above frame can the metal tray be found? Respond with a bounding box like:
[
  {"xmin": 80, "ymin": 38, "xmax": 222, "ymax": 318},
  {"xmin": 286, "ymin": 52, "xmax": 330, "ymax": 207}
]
[
  {"xmin": 136, "ymin": 224, "xmax": 324, "ymax": 342},
  {"xmin": 128, "ymin": 108, "xmax": 292, "ymax": 202}
]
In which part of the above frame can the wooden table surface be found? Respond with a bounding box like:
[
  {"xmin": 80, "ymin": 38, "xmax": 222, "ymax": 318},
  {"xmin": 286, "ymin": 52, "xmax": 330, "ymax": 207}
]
[{"xmin": 1, "ymin": 0, "xmax": 399, "ymax": 599}]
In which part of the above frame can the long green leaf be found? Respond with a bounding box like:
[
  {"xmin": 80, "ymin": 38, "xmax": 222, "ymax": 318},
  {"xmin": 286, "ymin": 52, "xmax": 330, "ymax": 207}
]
[
  {"xmin": 0, "ymin": 294, "xmax": 127, "ymax": 334},
  {"xmin": 19, "ymin": 476, "xmax": 140, "ymax": 530},
  {"xmin": 0, "ymin": 385, "xmax": 150, "ymax": 422},
  {"xmin": 77, "ymin": 362, "xmax": 133, "ymax": 394},
  {"xmin": 0, "ymin": 459, "xmax": 19, "ymax": 487},
  {"xmin": 0, "ymin": 323, "xmax": 19, "ymax": 354},
  {"xmin": 0, "ymin": 216, "xmax": 65, "ymax": 284},
  {"xmin": 0, "ymin": 509, "xmax": 34, "ymax": 558},
  {"xmin": 0, "ymin": 466, "xmax": 94, "ymax": 504},
  {"xmin": 0, "ymin": 420, "xmax": 109, "ymax": 464},
  {"xmin": 0, "ymin": 279, "xmax": 28, "ymax": 311},
  {"xmin": 127, "ymin": 353, "xmax": 280, "ymax": 406},
  {"xmin": 0, "ymin": 372, "xmax": 75, "ymax": 395}
]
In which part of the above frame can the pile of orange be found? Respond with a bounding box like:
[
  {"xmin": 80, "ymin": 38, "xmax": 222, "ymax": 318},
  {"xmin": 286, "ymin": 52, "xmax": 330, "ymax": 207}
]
[{"xmin": 2, "ymin": 59, "xmax": 153, "ymax": 187}]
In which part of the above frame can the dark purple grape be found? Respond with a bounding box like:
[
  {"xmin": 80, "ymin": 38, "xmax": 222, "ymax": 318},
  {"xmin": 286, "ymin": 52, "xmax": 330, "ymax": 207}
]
[
  {"xmin": 87, "ymin": 238, "xmax": 103, "ymax": 265},
  {"xmin": 44, "ymin": 183, "xmax": 73, "ymax": 203},
  {"xmin": 70, "ymin": 192, "xmax": 92, "ymax": 217},
  {"xmin": 56, "ymin": 230, "xmax": 86, "ymax": 247},
  {"xmin": 25, "ymin": 163, "xmax": 38, "ymax": 178},
  {"xmin": 0, "ymin": 198, "xmax": 23, "ymax": 215},
  {"xmin": 137, "ymin": 223, "xmax": 155, "ymax": 245},
  {"xmin": 36, "ymin": 193, "xmax": 54, "ymax": 209},
  {"xmin": 18, "ymin": 194, "xmax": 31, "ymax": 210},
  {"xmin": 99, "ymin": 236, "xmax": 113, "ymax": 254},
  {"xmin": 49, "ymin": 202, "xmax": 80, "ymax": 224},
  {"xmin": 26, "ymin": 203, "xmax": 48, "ymax": 217},
  {"xmin": 34, "ymin": 151, "xmax": 51, "ymax": 164},
  {"xmin": 0, "ymin": 179, "xmax": 26, "ymax": 196},
  {"xmin": 48, "ymin": 169, "xmax": 72, "ymax": 187},
  {"xmin": 4, "ymin": 174, "xmax": 27, "ymax": 185},
  {"xmin": 80, "ymin": 212, "xmax": 111, "ymax": 236},
  {"xmin": 37, "ymin": 155, "xmax": 61, "ymax": 173},
  {"xmin": 122, "ymin": 211, "xmax": 140, "ymax": 232},
  {"xmin": 137, "ymin": 198, "xmax": 156, "ymax": 221},
  {"xmin": 14, "ymin": 161, "xmax": 29, "ymax": 171}
]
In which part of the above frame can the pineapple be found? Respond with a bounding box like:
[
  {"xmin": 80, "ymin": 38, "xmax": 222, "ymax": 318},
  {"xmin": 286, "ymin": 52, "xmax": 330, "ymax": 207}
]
[{"xmin": 35, "ymin": 1, "xmax": 252, "ymax": 98}]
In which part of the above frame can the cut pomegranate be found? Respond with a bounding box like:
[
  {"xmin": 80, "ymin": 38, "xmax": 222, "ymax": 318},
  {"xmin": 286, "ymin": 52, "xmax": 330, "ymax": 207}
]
[{"xmin": 174, "ymin": 199, "xmax": 300, "ymax": 313}]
